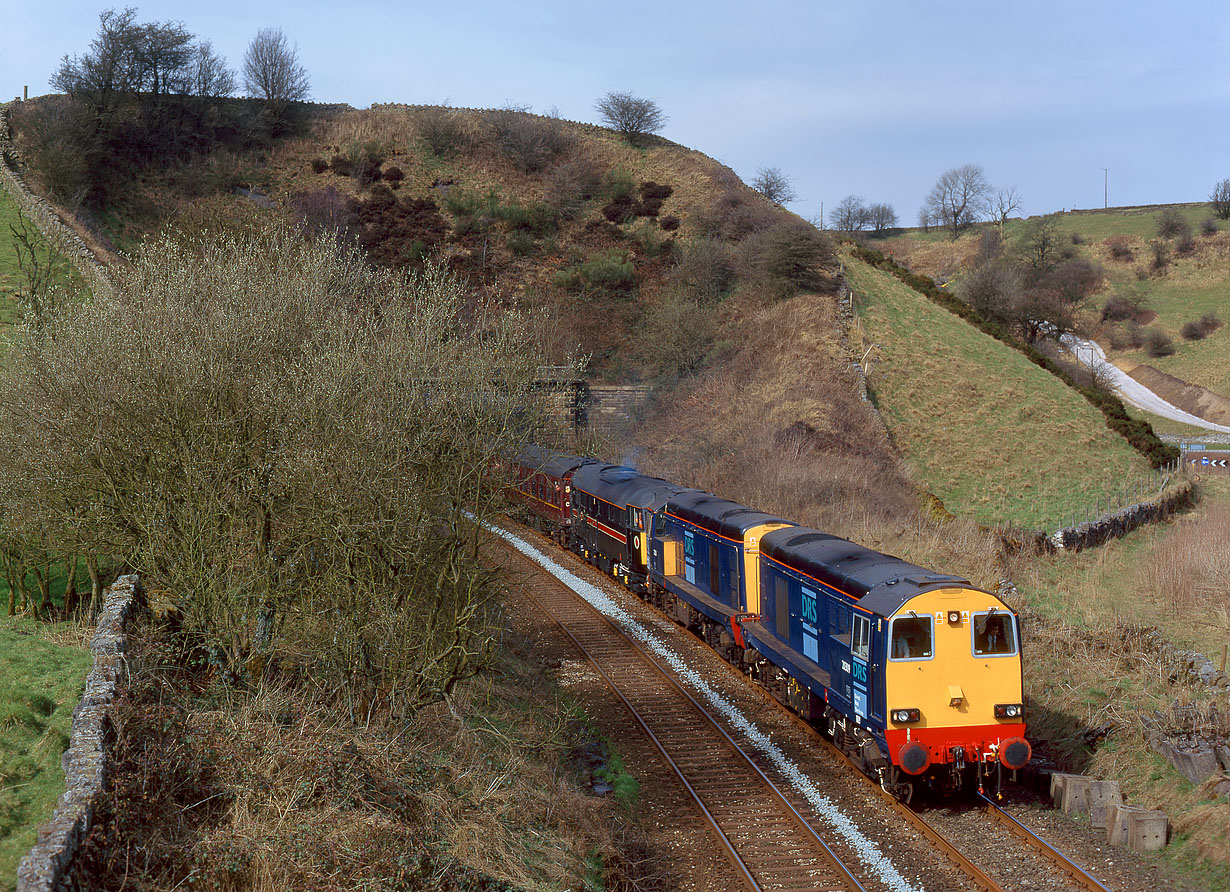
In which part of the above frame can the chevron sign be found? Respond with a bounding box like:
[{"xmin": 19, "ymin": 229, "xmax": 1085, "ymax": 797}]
[{"xmin": 1186, "ymin": 451, "xmax": 1230, "ymax": 473}]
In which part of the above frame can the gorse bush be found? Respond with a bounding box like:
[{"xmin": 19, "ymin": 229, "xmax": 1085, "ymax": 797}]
[
  {"xmin": 0, "ymin": 225, "xmax": 552, "ymax": 719},
  {"xmin": 553, "ymin": 249, "xmax": 635, "ymax": 293}
]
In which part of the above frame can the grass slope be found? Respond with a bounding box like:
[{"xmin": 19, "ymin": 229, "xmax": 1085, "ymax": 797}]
[
  {"xmin": 0, "ymin": 180, "xmax": 87, "ymax": 340},
  {"xmin": 845, "ymin": 250, "xmax": 1153, "ymax": 529},
  {"xmin": 0, "ymin": 617, "xmax": 90, "ymax": 892}
]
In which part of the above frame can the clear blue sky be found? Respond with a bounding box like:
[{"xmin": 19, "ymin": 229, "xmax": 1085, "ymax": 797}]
[{"xmin": 4, "ymin": 0, "xmax": 1229, "ymax": 225}]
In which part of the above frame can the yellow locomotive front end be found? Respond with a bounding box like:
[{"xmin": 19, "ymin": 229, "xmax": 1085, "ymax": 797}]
[{"xmin": 882, "ymin": 586, "xmax": 1029, "ymax": 786}]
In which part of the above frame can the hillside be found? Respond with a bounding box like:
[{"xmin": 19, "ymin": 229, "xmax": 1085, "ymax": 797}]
[
  {"xmin": 883, "ymin": 205, "xmax": 1230, "ymax": 422},
  {"xmin": 6, "ymin": 97, "xmax": 1230, "ymax": 890}
]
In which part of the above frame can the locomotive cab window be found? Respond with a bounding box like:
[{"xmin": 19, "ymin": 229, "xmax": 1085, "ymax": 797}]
[
  {"xmin": 852, "ymin": 615, "xmax": 871, "ymax": 661},
  {"xmin": 973, "ymin": 611, "xmax": 1017, "ymax": 656},
  {"xmin": 889, "ymin": 615, "xmax": 933, "ymax": 660}
]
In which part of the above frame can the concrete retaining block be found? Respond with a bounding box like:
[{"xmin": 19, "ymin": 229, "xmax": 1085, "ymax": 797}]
[
  {"xmin": 1107, "ymin": 803, "xmax": 1147, "ymax": 846},
  {"xmin": 1127, "ymin": 810, "xmax": 1169, "ymax": 853},
  {"xmin": 1087, "ymin": 780, "xmax": 1123, "ymax": 829},
  {"xmin": 1059, "ymin": 774, "xmax": 1093, "ymax": 816}
]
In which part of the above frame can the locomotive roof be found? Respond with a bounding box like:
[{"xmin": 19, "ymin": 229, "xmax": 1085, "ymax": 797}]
[
  {"xmin": 573, "ymin": 463, "xmax": 690, "ymax": 510},
  {"xmin": 759, "ymin": 526, "xmax": 973, "ymax": 617},
  {"xmin": 664, "ymin": 491, "xmax": 793, "ymax": 541},
  {"xmin": 514, "ymin": 445, "xmax": 596, "ymax": 480}
]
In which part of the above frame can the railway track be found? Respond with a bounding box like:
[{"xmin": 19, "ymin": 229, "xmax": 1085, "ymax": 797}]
[
  {"xmin": 507, "ymin": 536, "xmax": 865, "ymax": 892},
  {"xmin": 494, "ymin": 521, "xmax": 1123, "ymax": 892}
]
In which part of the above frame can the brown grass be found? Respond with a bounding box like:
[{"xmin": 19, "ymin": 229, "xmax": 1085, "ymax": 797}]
[
  {"xmin": 74, "ymin": 613, "xmax": 663, "ymax": 892},
  {"xmin": 623, "ymin": 288, "xmax": 1006, "ymax": 589}
]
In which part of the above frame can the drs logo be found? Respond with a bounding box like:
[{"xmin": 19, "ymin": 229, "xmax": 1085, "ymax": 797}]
[
  {"xmin": 800, "ymin": 587, "xmax": 818, "ymax": 625},
  {"xmin": 852, "ymin": 660, "xmax": 868, "ymax": 685}
]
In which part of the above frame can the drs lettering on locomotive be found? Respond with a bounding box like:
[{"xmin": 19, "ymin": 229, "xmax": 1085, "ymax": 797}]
[{"xmin": 801, "ymin": 588, "xmax": 818, "ymax": 625}]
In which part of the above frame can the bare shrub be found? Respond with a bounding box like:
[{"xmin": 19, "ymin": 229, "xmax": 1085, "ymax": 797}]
[
  {"xmin": 1101, "ymin": 294, "xmax": 1143, "ymax": 322},
  {"xmin": 487, "ymin": 105, "xmax": 573, "ymax": 174},
  {"xmin": 1107, "ymin": 325, "xmax": 1135, "ymax": 351},
  {"xmin": 674, "ymin": 237, "xmax": 734, "ymax": 303},
  {"xmin": 1182, "ymin": 313, "xmax": 1221, "ymax": 340},
  {"xmin": 1144, "ymin": 328, "xmax": 1175, "ymax": 357},
  {"xmin": 639, "ymin": 289, "xmax": 716, "ymax": 379},
  {"xmin": 544, "ymin": 156, "xmax": 604, "ymax": 218},
  {"xmin": 1209, "ymin": 177, "xmax": 1230, "ymax": 219},
  {"xmin": 0, "ymin": 225, "xmax": 552, "ymax": 719},
  {"xmin": 1201, "ymin": 216, "xmax": 1219, "ymax": 236},
  {"xmin": 1149, "ymin": 240, "xmax": 1170, "ymax": 274},
  {"xmin": 696, "ymin": 173, "xmax": 775, "ymax": 240},
  {"xmin": 1138, "ymin": 508, "xmax": 1230, "ymax": 612},
  {"xmin": 1175, "ymin": 231, "xmax": 1196, "ymax": 256},
  {"xmin": 414, "ymin": 104, "xmax": 470, "ymax": 157},
  {"xmin": 1104, "ymin": 235, "xmax": 1135, "ymax": 261},
  {"xmin": 1156, "ymin": 207, "xmax": 1191, "ymax": 239},
  {"xmin": 9, "ymin": 96, "xmax": 92, "ymax": 205},
  {"xmin": 290, "ymin": 185, "xmax": 354, "ymax": 241}
]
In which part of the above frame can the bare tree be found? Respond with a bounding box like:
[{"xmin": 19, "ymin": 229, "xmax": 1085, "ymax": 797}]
[
  {"xmin": 752, "ymin": 166, "xmax": 797, "ymax": 204},
  {"xmin": 243, "ymin": 27, "xmax": 310, "ymax": 105},
  {"xmin": 53, "ymin": 7, "xmax": 143, "ymax": 115},
  {"xmin": 922, "ymin": 163, "xmax": 991, "ymax": 238},
  {"xmin": 832, "ymin": 194, "xmax": 869, "ymax": 233},
  {"xmin": 867, "ymin": 203, "xmax": 898, "ymax": 235},
  {"xmin": 1017, "ymin": 213, "xmax": 1062, "ymax": 271},
  {"xmin": 53, "ymin": 9, "xmax": 228, "ymax": 105},
  {"xmin": 990, "ymin": 186, "xmax": 1022, "ymax": 234},
  {"xmin": 188, "ymin": 40, "xmax": 236, "ymax": 98},
  {"xmin": 1210, "ymin": 178, "xmax": 1230, "ymax": 220},
  {"xmin": 594, "ymin": 91, "xmax": 667, "ymax": 143}
]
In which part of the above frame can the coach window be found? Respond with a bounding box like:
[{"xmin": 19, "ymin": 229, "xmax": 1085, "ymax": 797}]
[
  {"xmin": 889, "ymin": 615, "xmax": 933, "ymax": 660},
  {"xmin": 972, "ymin": 611, "xmax": 1017, "ymax": 656},
  {"xmin": 852, "ymin": 615, "xmax": 871, "ymax": 661}
]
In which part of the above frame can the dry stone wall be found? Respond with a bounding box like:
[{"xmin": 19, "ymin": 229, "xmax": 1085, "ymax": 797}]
[
  {"xmin": 15, "ymin": 575, "xmax": 143, "ymax": 892},
  {"xmin": 0, "ymin": 102, "xmax": 115, "ymax": 300},
  {"xmin": 1045, "ymin": 477, "xmax": 1194, "ymax": 551}
]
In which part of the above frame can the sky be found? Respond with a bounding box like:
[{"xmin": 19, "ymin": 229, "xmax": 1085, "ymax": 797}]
[{"xmin": 4, "ymin": 0, "xmax": 1229, "ymax": 225}]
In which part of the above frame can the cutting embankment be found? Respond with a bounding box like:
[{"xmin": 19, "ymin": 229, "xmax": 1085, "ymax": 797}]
[{"xmin": 844, "ymin": 250, "xmax": 1154, "ymax": 531}]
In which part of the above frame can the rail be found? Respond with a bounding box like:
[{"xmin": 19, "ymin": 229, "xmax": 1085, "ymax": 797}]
[
  {"xmin": 977, "ymin": 792, "xmax": 1115, "ymax": 892},
  {"xmin": 501, "ymin": 534, "xmax": 865, "ymax": 892}
]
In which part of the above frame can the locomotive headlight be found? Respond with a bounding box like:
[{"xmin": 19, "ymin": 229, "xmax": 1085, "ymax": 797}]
[
  {"xmin": 947, "ymin": 610, "xmax": 961, "ymax": 625},
  {"xmin": 890, "ymin": 708, "xmax": 921, "ymax": 724},
  {"xmin": 994, "ymin": 703, "xmax": 1024, "ymax": 719}
]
